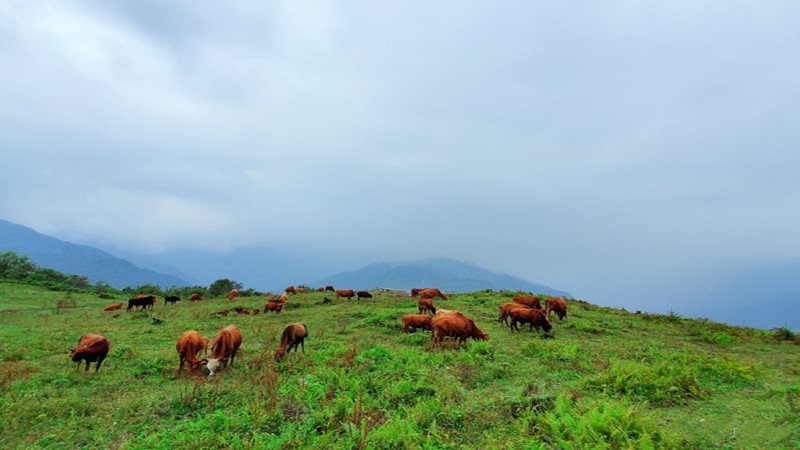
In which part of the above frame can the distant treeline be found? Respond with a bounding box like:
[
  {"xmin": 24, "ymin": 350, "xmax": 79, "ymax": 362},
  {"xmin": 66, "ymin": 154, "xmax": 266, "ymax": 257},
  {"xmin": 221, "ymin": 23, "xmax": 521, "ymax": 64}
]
[{"xmin": 0, "ymin": 251, "xmax": 260, "ymax": 298}]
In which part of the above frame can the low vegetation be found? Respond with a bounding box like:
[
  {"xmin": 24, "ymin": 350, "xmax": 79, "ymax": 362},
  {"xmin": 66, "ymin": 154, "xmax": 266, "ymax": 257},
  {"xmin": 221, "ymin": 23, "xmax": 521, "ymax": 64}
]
[{"xmin": 0, "ymin": 281, "xmax": 798, "ymax": 448}]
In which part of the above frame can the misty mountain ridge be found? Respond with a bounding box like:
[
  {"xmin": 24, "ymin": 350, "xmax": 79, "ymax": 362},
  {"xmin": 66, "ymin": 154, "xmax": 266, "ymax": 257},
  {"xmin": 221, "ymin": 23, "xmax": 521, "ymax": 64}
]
[
  {"xmin": 0, "ymin": 219, "xmax": 189, "ymax": 288},
  {"xmin": 313, "ymin": 257, "xmax": 573, "ymax": 296}
]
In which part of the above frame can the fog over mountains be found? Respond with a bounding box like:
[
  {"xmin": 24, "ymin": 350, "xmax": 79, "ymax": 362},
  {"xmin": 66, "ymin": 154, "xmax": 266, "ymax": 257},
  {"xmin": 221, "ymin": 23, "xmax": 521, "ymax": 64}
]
[{"xmin": 0, "ymin": 219, "xmax": 568, "ymax": 296}]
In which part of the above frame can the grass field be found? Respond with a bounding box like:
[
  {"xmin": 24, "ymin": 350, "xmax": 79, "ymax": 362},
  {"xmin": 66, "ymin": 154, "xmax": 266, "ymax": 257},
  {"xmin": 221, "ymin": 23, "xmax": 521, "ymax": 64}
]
[{"xmin": 1, "ymin": 281, "xmax": 799, "ymax": 448}]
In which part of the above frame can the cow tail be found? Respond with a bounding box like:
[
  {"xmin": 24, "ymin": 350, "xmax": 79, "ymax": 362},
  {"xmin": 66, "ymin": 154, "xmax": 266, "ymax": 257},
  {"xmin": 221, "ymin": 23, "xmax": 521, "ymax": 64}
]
[{"xmin": 303, "ymin": 323, "xmax": 308, "ymax": 338}]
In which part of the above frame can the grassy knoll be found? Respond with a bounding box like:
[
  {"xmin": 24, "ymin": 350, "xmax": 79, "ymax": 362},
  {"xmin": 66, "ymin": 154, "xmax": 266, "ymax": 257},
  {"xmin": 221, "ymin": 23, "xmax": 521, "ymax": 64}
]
[{"xmin": 1, "ymin": 282, "xmax": 798, "ymax": 448}]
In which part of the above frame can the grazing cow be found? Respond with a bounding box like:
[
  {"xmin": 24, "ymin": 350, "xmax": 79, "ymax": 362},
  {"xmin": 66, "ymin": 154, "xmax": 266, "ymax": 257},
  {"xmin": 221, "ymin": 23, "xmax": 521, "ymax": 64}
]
[
  {"xmin": 411, "ymin": 288, "xmax": 425, "ymax": 298},
  {"xmin": 325, "ymin": 285, "xmax": 335, "ymax": 292},
  {"xmin": 431, "ymin": 314, "xmax": 488, "ymax": 346},
  {"xmin": 357, "ymin": 290, "xmax": 373, "ymax": 300},
  {"xmin": 317, "ymin": 287, "xmax": 325, "ymax": 292},
  {"xmin": 127, "ymin": 295, "xmax": 156, "ymax": 311},
  {"xmin": 285, "ymin": 286, "xmax": 297, "ymax": 295},
  {"xmin": 509, "ymin": 307, "xmax": 552, "ymax": 333},
  {"xmin": 104, "ymin": 302, "xmax": 123, "ymax": 311},
  {"xmin": 190, "ymin": 293, "xmax": 202, "ymax": 301},
  {"xmin": 69, "ymin": 334, "xmax": 109, "ymax": 373},
  {"xmin": 546, "ymin": 297, "xmax": 568, "ymax": 321},
  {"xmin": 164, "ymin": 295, "xmax": 181, "ymax": 305},
  {"xmin": 402, "ymin": 314, "xmax": 432, "ymax": 333},
  {"xmin": 419, "ymin": 288, "xmax": 448, "ymax": 301},
  {"xmin": 176, "ymin": 330, "xmax": 208, "ymax": 375},
  {"xmin": 418, "ymin": 299, "xmax": 437, "ymax": 315},
  {"xmin": 274, "ymin": 322, "xmax": 309, "ymax": 361},
  {"xmin": 227, "ymin": 289, "xmax": 240, "ymax": 301},
  {"xmin": 513, "ymin": 295, "xmax": 543, "ymax": 310},
  {"xmin": 263, "ymin": 301, "xmax": 284, "ymax": 314},
  {"xmin": 498, "ymin": 302, "xmax": 531, "ymax": 326},
  {"xmin": 207, "ymin": 325, "xmax": 242, "ymax": 376},
  {"xmin": 336, "ymin": 289, "xmax": 356, "ymax": 300}
]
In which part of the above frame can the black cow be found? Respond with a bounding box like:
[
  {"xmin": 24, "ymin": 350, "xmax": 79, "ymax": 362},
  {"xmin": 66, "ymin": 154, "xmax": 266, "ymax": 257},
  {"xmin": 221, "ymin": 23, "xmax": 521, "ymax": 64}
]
[
  {"xmin": 127, "ymin": 295, "xmax": 156, "ymax": 311},
  {"xmin": 164, "ymin": 295, "xmax": 181, "ymax": 305},
  {"xmin": 357, "ymin": 290, "xmax": 373, "ymax": 300}
]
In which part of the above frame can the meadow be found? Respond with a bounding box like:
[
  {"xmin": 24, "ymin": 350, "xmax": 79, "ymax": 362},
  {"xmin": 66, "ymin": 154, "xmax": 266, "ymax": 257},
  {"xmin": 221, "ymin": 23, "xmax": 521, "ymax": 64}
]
[{"xmin": 1, "ymin": 281, "xmax": 799, "ymax": 448}]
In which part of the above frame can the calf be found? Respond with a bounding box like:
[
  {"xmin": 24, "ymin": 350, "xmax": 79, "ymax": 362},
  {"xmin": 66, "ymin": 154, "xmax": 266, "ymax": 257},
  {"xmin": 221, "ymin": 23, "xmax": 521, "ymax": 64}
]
[
  {"xmin": 546, "ymin": 297, "xmax": 568, "ymax": 321},
  {"xmin": 207, "ymin": 325, "xmax": 242, "ymax": 376},
  {"xmin": 418, "ymin": 299, "xmax": 437, "ymax": 315},
  {"xmin": 103, "ymin": 302, "xmax": 123, "ymax": 311},
  {"xmin": 70, "ymin": 334, "xmax": 110, "ymax": 373},
  {"xmin": 190, "ymin": 293, "xmax": 202, "ymax": 301},
  {"xmin": 274, "ymin": 322, "xmax": 308, "ymax": 361},
  {"xmin": 402, "ymin": 314, "xmax": 432, "ymax": 333},
  {"xmin": 357, "ymin": 290, "xmax": 373, "ymax": 300},
  {"xmin": 509, "ymin": 307, "xmax": 552, "ymax": 333},
  {"xmin": 164, "ymin": 295, "xmax": 181, "ymax": 305}
]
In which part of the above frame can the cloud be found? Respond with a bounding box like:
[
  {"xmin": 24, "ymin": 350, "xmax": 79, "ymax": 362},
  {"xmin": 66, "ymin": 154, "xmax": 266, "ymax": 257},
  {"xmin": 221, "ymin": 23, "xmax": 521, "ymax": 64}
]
[{"xmin": 2, "ymin": 1, "xmax": 800, "ymax": 316}]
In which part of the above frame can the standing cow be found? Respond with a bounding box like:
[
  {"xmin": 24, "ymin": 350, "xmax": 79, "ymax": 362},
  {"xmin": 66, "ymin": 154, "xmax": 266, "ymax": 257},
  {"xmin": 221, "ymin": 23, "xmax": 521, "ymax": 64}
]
[{"xmin": 70, "ymin": 334, "xmax": 110, "ymax": 373}]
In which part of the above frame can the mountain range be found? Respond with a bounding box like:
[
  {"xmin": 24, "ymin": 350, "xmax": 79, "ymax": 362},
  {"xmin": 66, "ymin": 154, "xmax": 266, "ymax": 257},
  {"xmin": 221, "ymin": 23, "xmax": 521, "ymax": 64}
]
[
  {"xmin": 0, "ymin": 219, "xmax": 187, "ymax": 288},
  {"xmin": 0, "ymin": 219, "xmax": 567, "ymax": 296}
]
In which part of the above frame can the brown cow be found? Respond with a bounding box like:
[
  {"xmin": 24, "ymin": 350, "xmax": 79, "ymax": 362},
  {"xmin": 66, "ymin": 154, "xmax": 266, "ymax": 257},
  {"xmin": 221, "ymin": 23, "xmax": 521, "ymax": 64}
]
[
  {"xmin": 190, "ymin": 293, "xmax": 202, "ymax": 301},
  {"xmin": 336, "ymin": 289, "xmax": 355, "ymax": 300},
  {"xmin": 285, "ymin": 286, "xmax": 297, "ymax": 294},
  {"xmin": 431, "ymin": 314, "xmax": 488, "ymax": 346},
  {"xmin": 508, "ymin": 307, "xmax": 552, "ymax": 333},
  {"xmin": 402, "ymin": 314, "xmax": 432, "ymax": 333},
  {"xmin": 513, "ymin": 295, "xmax": 543, "ymax": 310},
  {"xmin": 498, "ymin": 302, "xmax": 532, "ymax": 326},
  {"xmin": 419, "ymin": 288, "xmax": 447, "ymax": 301},
  {"xmin": 264, "ymin": 301, "xmax": 284, "ymax": 314},
  {"xmin": 69, "ymin": 334, "xmax": 110, "ymax": 372},
  {"xmin": 176, "ymin": 330, "xmax": 208, "ymax": 375},
  {"xmin": 206, "ymin": 325, "xmax": 242, "ymax": 376},
  {"xmin": 274, "ymin": 322, "xmax": 308, "ymax": 361},
  {"xmin": 104, "ymin": 302, "xmax": 123, "ymax": 311},
  {"xmin": 546, "ymin": 297, "xmax": 568, "ymax": 321},
  {"xmin": 226, "ymin": 289, "xmax": 240, "ymax": 301},
  {"xmin": 317, "ymin": 287, "xmax": 326, "ymax": 292},
  {"xmin": 252, "ymin": 309, "xmax": 260, "ymax": 315},
  {"xmin": 418, "ymin": 299, "xmax": 437, "ymax": 315},
  {"xmin": 411, "ymin": 288, "xmax": 425, "ymax": 298}
]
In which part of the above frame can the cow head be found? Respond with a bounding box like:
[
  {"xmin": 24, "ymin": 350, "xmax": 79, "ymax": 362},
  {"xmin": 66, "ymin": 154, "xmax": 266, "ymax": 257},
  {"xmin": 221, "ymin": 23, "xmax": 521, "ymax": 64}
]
[
  {"xmin": 274, "ymin": 347, "xmax": 287, "ymax": 362},
  {"xmin": 69, "ymin": 348, "xmax": 78, "ymax": 361},
  {"xmin": 542, "ymin": 319, "xmax": 553, "ymax": 332},
  {"xmin": 474, "ymin": 330, "xmax": 489, "ymax": 341},
  {"xmin": 207, "ymin": 358, "xmax": 222, "ymax": 376}
]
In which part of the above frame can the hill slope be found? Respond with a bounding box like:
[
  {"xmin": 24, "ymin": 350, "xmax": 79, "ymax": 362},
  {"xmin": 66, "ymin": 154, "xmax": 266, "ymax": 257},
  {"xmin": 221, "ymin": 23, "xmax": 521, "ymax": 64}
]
[
  {"xmin": 0, "ymin": 282, "xmax": 797, "ymax": 447},
  {"xmin": 314, "ymin": 257, "xmax": 573, "ymax": 296},
  {"xmin": 0, "ymin": 219, "xmax": 188, "ymax": 288}
]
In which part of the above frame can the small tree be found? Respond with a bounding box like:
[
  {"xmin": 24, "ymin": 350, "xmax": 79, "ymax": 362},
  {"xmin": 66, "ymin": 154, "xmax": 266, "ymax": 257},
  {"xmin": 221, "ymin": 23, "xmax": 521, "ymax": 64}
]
[
  {"xmin": 0, "ymin": 251, "xmax": 36, "ymax": 279},
  {"xmin": 209, "ymin": 279, "xmax": 243, "ymax": 297}
]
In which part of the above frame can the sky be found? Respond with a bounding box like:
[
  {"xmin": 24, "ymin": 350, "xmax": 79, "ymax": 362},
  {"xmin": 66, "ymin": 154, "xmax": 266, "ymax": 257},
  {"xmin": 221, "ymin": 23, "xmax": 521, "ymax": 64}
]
[{"xmin": 2, "ymin": 1, "xmax": 800, "ymax": 318}]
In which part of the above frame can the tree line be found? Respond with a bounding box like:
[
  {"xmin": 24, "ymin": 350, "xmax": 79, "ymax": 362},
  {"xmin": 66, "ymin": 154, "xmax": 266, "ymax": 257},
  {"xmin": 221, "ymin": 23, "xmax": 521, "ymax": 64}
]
[{"xmin": 0, "ymin": 251, "xmax": 257, "ymax": 298}]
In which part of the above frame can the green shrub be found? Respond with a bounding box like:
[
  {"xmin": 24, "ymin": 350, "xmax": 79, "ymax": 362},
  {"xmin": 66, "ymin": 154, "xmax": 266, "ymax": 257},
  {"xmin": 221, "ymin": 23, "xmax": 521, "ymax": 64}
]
[
  {"xmin": 585, "ymin": 360, "xmax": 704, "ymax": 406},
  {"xmin": 523, "ymin": 395, "xmax": 681, "ymax": 447}
]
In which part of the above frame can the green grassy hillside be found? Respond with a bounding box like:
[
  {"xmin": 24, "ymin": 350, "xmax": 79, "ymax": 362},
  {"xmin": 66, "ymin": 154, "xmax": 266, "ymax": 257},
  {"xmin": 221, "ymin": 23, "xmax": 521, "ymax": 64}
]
[{"xmin": 1, "ymin": 282, "xmax": 798, "ymax": 448}]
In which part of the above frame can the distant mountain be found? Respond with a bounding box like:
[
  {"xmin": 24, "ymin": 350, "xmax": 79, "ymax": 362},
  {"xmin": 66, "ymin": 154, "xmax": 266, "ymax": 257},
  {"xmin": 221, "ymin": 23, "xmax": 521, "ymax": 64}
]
[
  {"xmin": 313, "ymin": 257, "xmax": 573, "ymax": 296},
  {"xmin": 128, "ymin": 246, "xmax": 331, "ymax": 293},
  {"xmin": 0, "ymin": 219, "xmax": 189, "ymax": 288}
]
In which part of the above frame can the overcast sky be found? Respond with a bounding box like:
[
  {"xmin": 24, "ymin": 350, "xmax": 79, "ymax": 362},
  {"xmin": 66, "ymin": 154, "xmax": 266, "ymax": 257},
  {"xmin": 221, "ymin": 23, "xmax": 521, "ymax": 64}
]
[{"xmin": 2, "ymin": 1, "xmax": 800, "ymax": 313}]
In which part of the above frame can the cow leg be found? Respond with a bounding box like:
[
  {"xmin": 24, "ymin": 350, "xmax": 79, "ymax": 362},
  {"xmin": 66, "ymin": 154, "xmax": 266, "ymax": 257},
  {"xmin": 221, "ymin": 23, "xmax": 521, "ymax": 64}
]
[
  {"xmin": 178, "ymin": 356, "xmax": 185, "ymax": 374},
  {"xmin": 95, "ymin": 356, "xmax": 104, "ymax": 373},
  {"xmin": 85, "ymin": 360, "xmax": 91, "ymax": 372},
  {"xmin": 301, "ymin": 340, "xmax": 305, "ymax": 352},
  {"xmin": 76, "ymin": 361, "xmax": 81, "ymax": 371}
]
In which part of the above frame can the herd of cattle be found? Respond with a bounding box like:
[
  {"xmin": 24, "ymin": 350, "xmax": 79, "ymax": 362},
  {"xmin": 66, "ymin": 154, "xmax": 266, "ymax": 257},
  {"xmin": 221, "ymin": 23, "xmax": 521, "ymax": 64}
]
[{"xmin": 69, "ymin": 286, "xmax": 569, "ymax": 376}]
